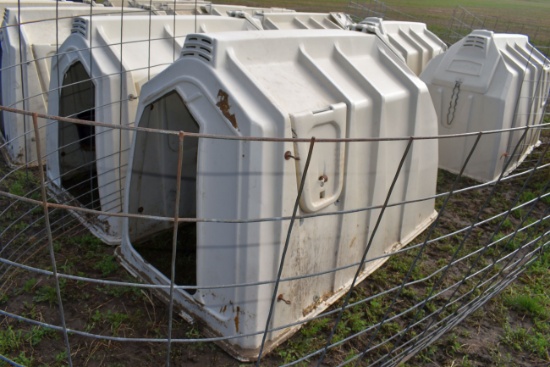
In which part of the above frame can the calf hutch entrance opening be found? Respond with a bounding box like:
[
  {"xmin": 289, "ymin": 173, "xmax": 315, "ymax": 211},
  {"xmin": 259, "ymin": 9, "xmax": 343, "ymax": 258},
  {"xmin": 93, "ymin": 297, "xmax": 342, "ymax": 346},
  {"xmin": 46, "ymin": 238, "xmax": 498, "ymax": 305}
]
[
  {"xmin": 127, "ymin": 91, "xmax": 199, "ymax": 294},
  {"xmin": 58, "ymin": 61, "xmax": 99, "ymax": 210}
]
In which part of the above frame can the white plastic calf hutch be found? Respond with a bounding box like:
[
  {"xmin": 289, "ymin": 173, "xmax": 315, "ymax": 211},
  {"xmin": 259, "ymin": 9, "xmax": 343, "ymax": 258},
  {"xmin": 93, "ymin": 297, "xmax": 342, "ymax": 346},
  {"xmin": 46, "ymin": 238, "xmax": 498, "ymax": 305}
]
[
  {"xmin": 125, "ymin": 2, "xmax": 280, "ymax": 17},
  {"xmin": 420, "ymin": 30, "xmax": 550, "ymax": 183},
  {"xmin": 351, "ymin": 17, "xmax": 447, "ymax": 75},
  {"xmin": 45, "ymin": 15, "xmax": 259, "ymax": 245},
  {"xmin": 126, "ymin": 0, "xmax": 208, "ymax": 15},
  {"xmin": 0, "ymin": 1, "xmax": 82, "ymax": 142},
  {"xmin": 119, "ymin": 30, "xmax": 439, "ymax": 360},
  {"xmin": 0, "ymin": 5, "xmax": 141, "ymax": 167},
  {"xmin": 250, "ymin": 11, "xmax": 353, "ymax": 30}
]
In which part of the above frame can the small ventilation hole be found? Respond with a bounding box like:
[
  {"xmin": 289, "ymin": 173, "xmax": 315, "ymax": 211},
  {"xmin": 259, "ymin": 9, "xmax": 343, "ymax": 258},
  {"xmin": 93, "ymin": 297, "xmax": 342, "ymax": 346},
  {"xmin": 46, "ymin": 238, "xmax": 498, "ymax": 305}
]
[
  {"xmin": 181, "ymin": 35, "xmax": 213, "ymax": 62},
  {"xmin": 463, "ymin": 36, "xmax": 486, "ymax": 50}
]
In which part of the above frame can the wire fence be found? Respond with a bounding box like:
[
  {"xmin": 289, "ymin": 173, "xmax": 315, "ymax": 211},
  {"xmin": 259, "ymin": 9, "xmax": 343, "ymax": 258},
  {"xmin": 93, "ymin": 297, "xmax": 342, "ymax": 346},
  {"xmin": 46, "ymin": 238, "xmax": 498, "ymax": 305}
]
[
  {"xmin": 1, "ymin": 110, "xmax": 549, "ymax": 366},
  {"xmin": 444, "ymin": 5, "xmax": 550, "ymax": 50},
  {"xmin": 0, "ymin": 1, "xmax": 549, "ymax": 367}
]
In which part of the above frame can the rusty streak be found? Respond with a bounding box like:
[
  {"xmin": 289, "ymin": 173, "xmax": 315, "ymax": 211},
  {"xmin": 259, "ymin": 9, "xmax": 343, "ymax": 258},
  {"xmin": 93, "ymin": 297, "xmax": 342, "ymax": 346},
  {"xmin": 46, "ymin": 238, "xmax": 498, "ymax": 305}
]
[
  {"xmin": 234, "ymin": 306, "xmax": 240, "ymax": 333},
  {"xmin": 216, "ymin": 89, "xmax": 238, "ymax": 129}
]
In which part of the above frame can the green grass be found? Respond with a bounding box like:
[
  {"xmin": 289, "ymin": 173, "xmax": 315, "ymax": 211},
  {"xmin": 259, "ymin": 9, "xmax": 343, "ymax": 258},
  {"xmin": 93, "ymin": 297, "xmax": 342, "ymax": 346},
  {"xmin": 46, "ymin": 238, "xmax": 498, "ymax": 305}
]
[
  {"xmin": 89, "ymin": 310, "xmax": 130, "ymax": 336},
  {"xmin": 0, "ymin": 325, "xmax": 57, "ymax": 366},
  {"xmin": 0, "ymin": 327, "xmax": 24, "ymax": 354},
  {"xmin": 505, "ymin": 293, "xmax": 548, "ymax": 318},
  {"xmin": 93, "ymin": 255, "xmax": 119, "ymax": 276},
  {"xmin": 502, "ymin": 323, "xmax": 550, "ymax": 360},
  {"xmin": 500, "ymin": 241, "xmax": 550, "ymax": 356}
]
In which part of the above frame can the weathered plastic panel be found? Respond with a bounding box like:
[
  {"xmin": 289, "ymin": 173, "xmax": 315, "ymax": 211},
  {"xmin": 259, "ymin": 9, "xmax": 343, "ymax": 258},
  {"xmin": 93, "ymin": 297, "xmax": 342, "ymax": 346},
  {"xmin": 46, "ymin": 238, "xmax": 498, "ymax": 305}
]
[
  {"xmin": 0, "ymin": 0, "xmax": 71, "ymax": 8},
  {"xmin": 201, "ymin": 3, "xmax": 294, "ymax": 16},
  {"xmin": 119, "ymin": 29, "xmax": 438, "ymax": 360},
  {"xmin": 352, "ymin": 17, "xmax": 447, "ymax": 75},
  {"xmin": 126, "ymin": 0, "xmax": 209, "ymax": 15},
  {"xmin": 420, "ymin": 30, "xmax": 550, "ymax": 182},
  {"xmin": 0, "ymin": 1, "xmax": 71, "ymax": 146},
  {"xmin": 45, "ymin": 15, "xmax": 259, "ymax": 245},
  {"xmin": 0, "ymin": 5, "xmax": 141, "ymax": 167},
  {"xmin": 252, "ymin": 12, "xmax": 352, "ymax": 30}
]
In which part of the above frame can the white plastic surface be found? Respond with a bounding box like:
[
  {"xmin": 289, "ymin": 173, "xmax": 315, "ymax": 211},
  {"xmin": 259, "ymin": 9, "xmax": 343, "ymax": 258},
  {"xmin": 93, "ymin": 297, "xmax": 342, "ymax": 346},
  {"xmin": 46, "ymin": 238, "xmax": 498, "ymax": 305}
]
[
  {"xmin": 45, "ymin": 15, "xmax": 260, "ymax": 245},
  {"xmin": 201, "ymin": 3, "xmax": 294, "ymax": 16},
  {"xmin": 120, "ymin": 29, "xmax": 439, "ymax": 360},
  {"xmin": 352, "ymin": 17, "xmax": 447, "ymax": 75},
  {"xmin": 420, "ymin": 30, "xmax": 550, "ymax": 182},
  {"xmin": 126, "ymin": 0, "xmax": 208, "ymax": 15},
  {"xmin": 127, "ymin": 2, "xmax": 294, "ymax": 17},
  {"xmin": 0, "ymin": 0, "xmax": 76, "ymax": 7},
  {"xmin": 0, "ymin": 5, "xmax": 140, "ymax": 167},
  {"xmin": 252, "ymin": 12, "xmax": 352, "ymax": 30}
]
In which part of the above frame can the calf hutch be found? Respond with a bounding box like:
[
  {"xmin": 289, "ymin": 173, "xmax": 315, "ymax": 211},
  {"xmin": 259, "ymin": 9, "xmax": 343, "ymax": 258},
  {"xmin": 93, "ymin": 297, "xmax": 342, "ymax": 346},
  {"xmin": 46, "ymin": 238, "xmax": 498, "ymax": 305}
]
[
  {"xmin": 250, "ymin": 12, "xmax": 352, "ymax": 30},
  {"xmin": 45, "ymin": 15, "xmax": 259, "ymax": 244},
  {"xmin": 420, "ymin": 30, "xmax": 550, "ymax": 183},
  {"xmin": 201, "ymin": 3, "xmax": 294, "ymax": 16},
  {"xmin": 351, "ymin": 17, "xmax": 447, "ymax": 75},
  {"xmin": 0, "ymin": 5, "xmax": 139, "ymax": 167},
  {"xmin": 118, "ymin": 30, "xmax": 439, "ymax": 360},
  {"xmin": 125, "ymin": 0, "xmax": 207, "ymax": 15}
]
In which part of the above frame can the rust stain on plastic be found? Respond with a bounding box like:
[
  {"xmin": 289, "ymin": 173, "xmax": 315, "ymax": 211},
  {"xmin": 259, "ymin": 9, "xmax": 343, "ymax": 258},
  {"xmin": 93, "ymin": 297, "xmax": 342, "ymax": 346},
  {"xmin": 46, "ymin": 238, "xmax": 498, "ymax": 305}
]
[
  {"xmin": 234, "ymin": 306, "xmax": 240, "ymax": 333},
  {"xmin": 277, "ymin": 294, "xmax": 291, "ymax": 305},
  {"xmin": 302, "ymin": 290, "xmax": 335, "ymax": 317},
  {"xmin": 216, "ymin": 89, "xmax": 238, "ymax": 129}
]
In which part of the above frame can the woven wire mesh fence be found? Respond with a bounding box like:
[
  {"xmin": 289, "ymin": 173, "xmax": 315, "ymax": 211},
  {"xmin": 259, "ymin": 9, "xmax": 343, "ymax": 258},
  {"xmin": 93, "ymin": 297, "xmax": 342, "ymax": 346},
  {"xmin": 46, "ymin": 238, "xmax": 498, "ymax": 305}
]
[
  {"xmin": 0, "ymin": 1, "xmax": 549, "ymax": 367},
  {"xmin": 444, "ymin": 6, "xmax": 550, "ymax": 51}
]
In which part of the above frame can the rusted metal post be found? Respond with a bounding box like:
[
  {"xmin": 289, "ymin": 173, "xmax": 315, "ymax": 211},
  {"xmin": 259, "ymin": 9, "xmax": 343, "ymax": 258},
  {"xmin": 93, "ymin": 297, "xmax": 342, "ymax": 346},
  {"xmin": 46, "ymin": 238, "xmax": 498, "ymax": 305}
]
[
  {"xmin": 32, "ymin": 112, "xmax": 73, "ymax": 367},
  {"xmin": 165, "ymin": 131, "xmax": 186, "ymax": 367}
]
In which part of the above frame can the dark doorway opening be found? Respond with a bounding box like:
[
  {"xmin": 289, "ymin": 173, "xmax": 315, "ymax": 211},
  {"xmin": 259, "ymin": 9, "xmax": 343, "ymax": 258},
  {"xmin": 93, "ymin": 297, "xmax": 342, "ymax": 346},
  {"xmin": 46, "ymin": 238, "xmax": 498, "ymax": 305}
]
[
  {"xmin": 128, "ymin": 91, "xmax": 199, "ymax": 294},
  {"xmin": 58, "ymin": 62, "xmax": 99, "ymax": 210}
]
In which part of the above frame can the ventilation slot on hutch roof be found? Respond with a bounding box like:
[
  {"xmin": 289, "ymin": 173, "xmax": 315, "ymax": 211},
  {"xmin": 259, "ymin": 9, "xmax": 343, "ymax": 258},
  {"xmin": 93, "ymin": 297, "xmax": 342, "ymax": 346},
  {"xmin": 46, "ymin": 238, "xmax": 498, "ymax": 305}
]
[
  {"xmin": 119, "ymin": 29, "xmax": 439, "ymax": 361},
  {"xmin": 46, "ymin": 15, "xmax": 259, "ymax": 245},
  {"xmin": 71, "ymin": 17, "xmax": 88, "ymax": 37},
  {"xmin": 420, "ymin": 29, "xmax": 550, "ymax": 183},
  {"xmin": 463, "ymin": 35, "xmax": 487, "ymax": 50},
  {"xmin": 181, "ymin": 36, "xmax": 213, "ymax": 62}
]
